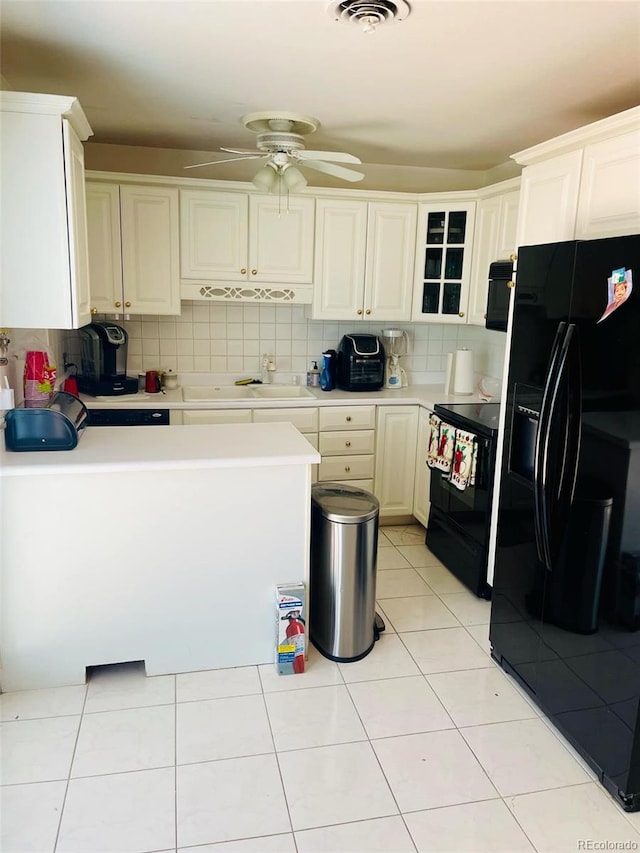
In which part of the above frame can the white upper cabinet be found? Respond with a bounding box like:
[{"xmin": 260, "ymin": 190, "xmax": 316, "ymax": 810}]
[
  {"xmin": 513, "ymin": 106, "xmax": 640, "ymax": 246},
  {"xmin": 515, "ymin": 151, "xmax": 582, "ymax": 247},
  {"xmin": 86, "ymin": 182, "xmax": 180, "ymax": 316},
  {"xmin": 248, "ymin": 195, "xmax": 315, "ymax": 283},
  {"xmin": 1, "ymin": 92, "xmax": 92, "ymax": 329},
  {"xmin": 411, "ymin": 201, "xmax": 476, "ymax": 324},
  {"xmin": 180, "ymin": 189, "xmax": 315, "ymax": 285},
  {"xmin": 180, "ymin": 191, "xmax": 248, "ymax": 281},
  {"xmin": 468, "ymin": 183, "xmax": 520, "ymax": 326},
  {"xmin": 312, "ymin": 198, "xmax": 417, "ymax": 321},
  {"xmin": 575, "ymin": 129, "xmax": 640, "ymax": 239}
]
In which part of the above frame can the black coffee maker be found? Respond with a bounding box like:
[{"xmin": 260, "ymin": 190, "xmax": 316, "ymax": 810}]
[{"xmin": 77, "ymin": 322, "xmax": 138, "ymax": 396}]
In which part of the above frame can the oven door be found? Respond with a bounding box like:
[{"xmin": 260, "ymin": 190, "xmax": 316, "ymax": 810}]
[{"xmin": 429, "ymin": 433, "xmax": 494, "ymax": 530}]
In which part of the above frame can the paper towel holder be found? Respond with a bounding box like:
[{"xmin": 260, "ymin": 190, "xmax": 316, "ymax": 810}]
[{"xmin": 452, "ymin": 348, "xmax": 475, "ymax": 395}]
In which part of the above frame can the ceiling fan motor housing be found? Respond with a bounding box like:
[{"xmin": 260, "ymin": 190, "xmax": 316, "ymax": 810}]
[{"xmin": 256, "ymin": 131, "xmax": 306, "ymax": 153}]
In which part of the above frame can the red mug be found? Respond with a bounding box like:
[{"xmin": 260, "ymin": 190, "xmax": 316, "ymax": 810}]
[{"xmin": 145, "ymin": 370, "xmax": 161, "ymax": 393}]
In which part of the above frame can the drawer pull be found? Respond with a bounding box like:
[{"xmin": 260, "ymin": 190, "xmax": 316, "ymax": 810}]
[
  {"xmin": 345, "ymin": 440, "xmax": 351, "ymax": 447},
  {"xmin": 345, "ymin": 465, "xmax": 351, "ymax": 472},
  {"xmin": 346, "ymin": 416, "xmax": 351, "ymax": 422}
]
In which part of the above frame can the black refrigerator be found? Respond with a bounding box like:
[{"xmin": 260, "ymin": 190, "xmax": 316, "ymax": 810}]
[{"xmin": 489, "ymin": 234, "xmax": 640, "ymax": 810}]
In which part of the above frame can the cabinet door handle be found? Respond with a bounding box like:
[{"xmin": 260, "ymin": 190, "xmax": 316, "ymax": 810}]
[
  {"xmin": 251, "ymin": 269, "xmax": 257, "ymax": 275},
  {"xmin": 240, "ymin": 268, "xmax": 247, "ymax": 274},
  {"xmin": 507, "ymin": 280, "xmax": 515, "ymax": 289},
  {"xmin": 91, "ymin": 307, "xmax": 98, "ymax": 315},
  {"xmin": 345, "ymin": 440, "xmax": 351, "ymax": 447},
  {"xmin": 458, "ymin": 311, "xmax": 465, "ymax": 317},
  {"xmin": 115, "ymin": 301, "xmax": 121, "ymax": 308},
  {"xmin": 357, "ymin": 309, "xmax": 363, "ymax": 315},
  {"xmin": 346, "ymin": 416, "xmax": 352, "ymax": 422},
  {"xmin": 125, "ymin": 301, "xmax": 131, "ymax": 308},
  {"xmin": 365, "ymin": 309, "xmax": 371, "ymax": 315},
  {"xmin": 510, "ymin": 253, "xmax": 517, "ymax": 262},
  {"xmin": 345, "ymin": 465, "xmax": 351, "ymax": 472}
]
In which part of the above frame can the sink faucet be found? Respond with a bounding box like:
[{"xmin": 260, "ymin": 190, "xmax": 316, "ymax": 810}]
[{"xmin": 261, "ymin": 354, "xmax": 276, "ymax": 384}]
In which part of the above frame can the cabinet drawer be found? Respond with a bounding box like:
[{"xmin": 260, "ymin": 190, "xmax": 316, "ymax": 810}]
[
  {"xmin": 319, "ymin": 406, "xmax": 376, "ymax": 431},
  {"xmin": 319, "ymin": 454, "xmax": 375, "ymax": 481},
  {"xmin": 319, "ymin": 430, "xmax": 375, "ymax": 456},
  {"xmin": 183, "ymin": 409, "xmax": 252, "ymax": 425},
  {"xmin": 330, "ymin": 478, "xmax": 374, "ymax": 493},
  {"xmin": 252, "ymin": 407, "xmax": 318, "ymax": 433}
]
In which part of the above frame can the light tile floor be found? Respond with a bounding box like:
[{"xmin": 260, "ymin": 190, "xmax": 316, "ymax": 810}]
[{"xmin": 3, "ymin": 523, "xmax": 640, "ymax": 853}]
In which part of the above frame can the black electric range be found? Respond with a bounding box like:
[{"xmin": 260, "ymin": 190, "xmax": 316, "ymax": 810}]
[{"xmin": 426, "ymin": 401, "xmax": 501, "ymax": 598}]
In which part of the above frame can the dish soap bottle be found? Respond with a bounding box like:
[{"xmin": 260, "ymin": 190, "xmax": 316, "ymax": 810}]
[{"xmin": 307, "ymin": 361, "xmax": 320, "ymax": 387}]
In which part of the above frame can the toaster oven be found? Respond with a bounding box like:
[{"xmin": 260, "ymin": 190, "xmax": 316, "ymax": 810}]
[{"xmin": 336, "ymin": 334, "xmax": 385, "ymax": 392}]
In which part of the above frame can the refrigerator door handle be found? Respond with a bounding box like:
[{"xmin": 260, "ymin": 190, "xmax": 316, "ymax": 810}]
[
  {"xmin": 550, "ymin": 324, "xmax": 581, "ymax": 561},
  {"xmin": 534, "ymin": 321, "xmax": 567, "ymax": 570}
]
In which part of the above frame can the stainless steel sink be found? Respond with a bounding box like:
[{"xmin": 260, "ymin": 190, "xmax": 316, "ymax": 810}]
[
  {"xmin": 251, "ymin": 385, "xmax": 315, "ymax": 399},
  {"xmin": 182, "ymin": 384, "xmax": 315, "ymax": 402},
  {"xmin": 182, "ymin": 386, "xmax": 254, "ymax": 401}
]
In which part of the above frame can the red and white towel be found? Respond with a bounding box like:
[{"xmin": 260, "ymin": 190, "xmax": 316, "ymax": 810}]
[
  {"xmin": 450, "ymin": 429, "xmax": 478, "ymax": 491},
  {"xmin": 427, "ymin": 414, "xmax": 455, "ymax": 473},
  {"xmin": 427, "ymin": 414, "xmax": 477, "ymax": 491}
]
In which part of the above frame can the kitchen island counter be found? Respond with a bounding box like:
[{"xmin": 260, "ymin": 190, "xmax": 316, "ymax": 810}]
[
  {"xmin": 1, "ymin": 421, "xmax": 320, "ymax": 691},
  {"xmin": 0, "ymin": 420, "xmax": 319, "ymax": 476}
]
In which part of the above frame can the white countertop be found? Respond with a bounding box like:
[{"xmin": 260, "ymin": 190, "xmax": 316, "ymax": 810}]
[
  {"xmin": 79, "ymin": 383, "xmax": 490, "ymax": 411},
  {"xmin": 1, "ymin": 421, "xmax": 320, "ymax": 476}
]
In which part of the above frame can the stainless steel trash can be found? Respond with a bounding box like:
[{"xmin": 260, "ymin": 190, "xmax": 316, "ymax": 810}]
[{"xmin": 310, "ymin": 482, "xmax": 382, "ymax": 662}]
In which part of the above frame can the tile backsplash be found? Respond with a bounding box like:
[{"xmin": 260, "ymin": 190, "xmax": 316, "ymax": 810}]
[
  {"xmin": 83, "ymin": 302, "xmax": 506, "ymax": 385},
  {"xmin": 9, "ymin": 304, "xmax": 506, "ymax": 398}
]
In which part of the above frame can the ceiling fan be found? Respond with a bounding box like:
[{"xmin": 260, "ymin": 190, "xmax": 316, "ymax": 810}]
[{"xmin": 185, "ymin": 111, "xmax": 365, "ymax": 191}]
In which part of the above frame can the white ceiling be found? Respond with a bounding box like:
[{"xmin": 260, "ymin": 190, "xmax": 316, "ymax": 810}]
[{"xmin": 1, "ymin": 0, "xmax": 639, "ymax": 191}]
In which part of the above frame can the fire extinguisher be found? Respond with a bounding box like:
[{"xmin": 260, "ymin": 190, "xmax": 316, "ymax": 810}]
[{"xmin": 285, "ymin": 611, "xmax": 305, "ymax": 674}]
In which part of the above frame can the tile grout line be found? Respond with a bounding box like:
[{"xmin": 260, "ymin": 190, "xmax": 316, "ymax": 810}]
[{"xmin": 52, "ymin": 683, "xmax": 89, "ymax": 853}]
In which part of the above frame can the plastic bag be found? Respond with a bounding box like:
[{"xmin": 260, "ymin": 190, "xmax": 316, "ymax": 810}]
[{"xmin": 24, "ymin": 349, "xmax": 56, "ymax": 408}]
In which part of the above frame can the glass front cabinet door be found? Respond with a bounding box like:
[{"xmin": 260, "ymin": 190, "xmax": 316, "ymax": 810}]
[{"xmin": 411, "ymin": 201, "xmax": 476, "ymax": 323}]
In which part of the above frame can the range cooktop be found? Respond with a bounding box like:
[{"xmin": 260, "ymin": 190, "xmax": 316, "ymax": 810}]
[{"xmin": 434, "ymin": 402, "xmax": 500, "ymax": 437}]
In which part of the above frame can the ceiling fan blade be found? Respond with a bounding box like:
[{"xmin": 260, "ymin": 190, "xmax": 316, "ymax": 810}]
[
  {"xmin": 300, "ymin": 159, "xmax": 365, "ymax": 182},
  {"xmin": 221, "ymin": 147, "xmax": 262, "ymax": 155},
  {"xmin": 295, "ymin": 150, "xmax": 362, "ymax": 164},
  {"xmin": 184, "ymin": 154, "xmax": 265, "ymax": 170}
]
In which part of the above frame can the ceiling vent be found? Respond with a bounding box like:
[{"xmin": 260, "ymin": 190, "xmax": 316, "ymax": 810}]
[{"xmin": 327, "ymin": 0, "xmax": 410, "ymax": 33}]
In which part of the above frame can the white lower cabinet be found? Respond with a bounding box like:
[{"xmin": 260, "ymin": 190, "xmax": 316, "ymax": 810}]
[
  {"xmin": 173, "ymin": 402, "xmax": 432, "ymax": 514},
  {"xmin": 412, "ymin": 407, "xmax": 432, "ymax": 527},
  {"xmin": 317, "ymin": 405, "xmax": 376, "ymax": 488},
  {"xmin": 180, "ymin": 409, "xmax": 252, "ymax": 425},
  {"xmin": 374, "ymin": 405, "xmax": 419, "ymax": 519}
]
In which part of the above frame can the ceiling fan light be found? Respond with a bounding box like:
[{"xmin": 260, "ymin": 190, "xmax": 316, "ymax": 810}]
[
  {"xmin": 282, "ymin": 164, "xmax": 307, "ymax": 192},
  {"xmin": 252, "ymin": 162, "xmax": 277, "ymax": 191}
]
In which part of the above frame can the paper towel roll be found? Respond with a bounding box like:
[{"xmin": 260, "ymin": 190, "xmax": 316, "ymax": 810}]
[
  {"xmin": 453, "ymin": 348, "xmax": 474, "ymax": 395},
  {"xmin": 444, "ymin": 352, "xmax": 454, "ymax": 394}
]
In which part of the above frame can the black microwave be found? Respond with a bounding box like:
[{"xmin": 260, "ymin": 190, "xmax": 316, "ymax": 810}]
[{"xmin": 485, "ymin": 260, "xmax": 514, "ymax": 332}]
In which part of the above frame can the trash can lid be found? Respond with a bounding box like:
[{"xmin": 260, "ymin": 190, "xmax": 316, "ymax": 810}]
[{"xmin": 311, "ymin": 482, "xmax": 379, "ymax": 523}]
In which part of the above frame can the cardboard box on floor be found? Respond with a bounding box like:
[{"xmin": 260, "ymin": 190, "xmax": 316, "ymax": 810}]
[{"xmin": 276, "ymin": 583, "xmax": 306, "ymax": 675}]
